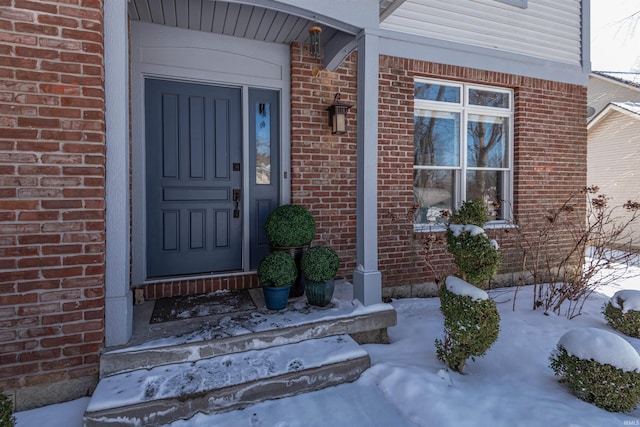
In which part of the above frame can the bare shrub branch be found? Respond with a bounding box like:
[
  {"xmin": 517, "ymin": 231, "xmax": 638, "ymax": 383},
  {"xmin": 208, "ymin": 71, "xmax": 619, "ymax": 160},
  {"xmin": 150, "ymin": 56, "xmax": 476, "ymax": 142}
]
[{"xmin": 510, "ymin": 186, "xmax": 640, "ymax": 318}]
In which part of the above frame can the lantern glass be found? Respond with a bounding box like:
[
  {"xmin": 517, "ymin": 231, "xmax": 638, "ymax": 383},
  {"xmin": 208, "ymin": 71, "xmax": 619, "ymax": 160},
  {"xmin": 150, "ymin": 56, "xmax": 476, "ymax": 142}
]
[
  {"xmin": 327, "ymin": 93, "xmax": 352, "ymax": 135},
  {"xmin": 332, "ymin": 110, "xmax": 346, "ymax": 134}
]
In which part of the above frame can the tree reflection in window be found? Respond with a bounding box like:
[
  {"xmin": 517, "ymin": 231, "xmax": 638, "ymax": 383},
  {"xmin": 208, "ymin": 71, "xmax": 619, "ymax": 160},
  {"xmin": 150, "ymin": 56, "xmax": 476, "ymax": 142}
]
[{"xmin": 413, "ymin": 80, "xmax": 512, "ymax": 225}]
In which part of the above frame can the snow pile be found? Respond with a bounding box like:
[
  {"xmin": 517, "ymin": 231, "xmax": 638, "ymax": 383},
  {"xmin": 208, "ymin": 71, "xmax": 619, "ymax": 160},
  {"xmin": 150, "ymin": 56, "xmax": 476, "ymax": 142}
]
[
  {"xmin": 445, "ymin": 276, "xmax": 488, "ymax": 301},
  {"xmin": 448, "ymin": 223, "xmax": 486, "ymax": 237},
  {"xmin": 448, "ymin": 223, "xmax": 499, "ymax": 250},
  {"xmin": 556, "ymin": 327, "xmax": 640, "ymax": 372},
  {"xmin": 610, "ymin": 290, "xmax": 640, "ymax": 313}
]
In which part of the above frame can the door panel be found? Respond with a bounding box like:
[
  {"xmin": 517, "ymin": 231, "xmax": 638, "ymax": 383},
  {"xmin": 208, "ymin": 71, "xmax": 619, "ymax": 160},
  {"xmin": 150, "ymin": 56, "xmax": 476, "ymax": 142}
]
[
  {"xmin": 249, "ymin": 89, "xmax": 280, "ymax": 268},
  {"xmin": 146, "ymin": 79, "xmax": 242, "ymax": 278}
]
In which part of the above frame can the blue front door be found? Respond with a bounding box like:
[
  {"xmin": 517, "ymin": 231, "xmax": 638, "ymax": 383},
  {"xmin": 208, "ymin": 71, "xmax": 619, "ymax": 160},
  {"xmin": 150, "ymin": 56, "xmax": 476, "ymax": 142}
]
[{"xmin": 145, "ymin": 79, "xmax": 242, "ymax": 277}]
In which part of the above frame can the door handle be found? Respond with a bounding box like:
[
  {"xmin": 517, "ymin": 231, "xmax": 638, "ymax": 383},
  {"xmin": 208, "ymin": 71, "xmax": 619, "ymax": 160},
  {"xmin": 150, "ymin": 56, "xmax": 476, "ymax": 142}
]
[{"xmin": 233, "ymin": 189, "xmax": 241, "ymax": 218}]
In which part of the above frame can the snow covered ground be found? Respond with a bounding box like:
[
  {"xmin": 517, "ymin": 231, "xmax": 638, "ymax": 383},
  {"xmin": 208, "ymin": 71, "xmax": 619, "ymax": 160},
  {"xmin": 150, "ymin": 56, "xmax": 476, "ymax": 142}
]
[{"xmin": 16, "ymin": 262, "xmax": 640, "ymax": 427}]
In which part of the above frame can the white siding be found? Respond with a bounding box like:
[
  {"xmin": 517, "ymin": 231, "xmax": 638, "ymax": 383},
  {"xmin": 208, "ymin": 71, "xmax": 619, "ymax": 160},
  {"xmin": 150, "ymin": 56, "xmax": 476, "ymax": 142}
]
[
  {"xmin": 381, "ymin": 0, "xmax": 582, "ymax": 65},
  {"xmin": 588, "ymin": 75, "xmax": 640, "ymax": 122},
  {"xmin": 588, "ymin": 111, "xmax": 640, "ymax": 245}
]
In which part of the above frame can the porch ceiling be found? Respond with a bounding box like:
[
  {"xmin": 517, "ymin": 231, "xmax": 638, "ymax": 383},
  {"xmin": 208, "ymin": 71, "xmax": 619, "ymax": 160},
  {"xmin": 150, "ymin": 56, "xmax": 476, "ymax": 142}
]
[{"xmin": 128, "ymin": 0, "xmax": 345, "ymax": 45}]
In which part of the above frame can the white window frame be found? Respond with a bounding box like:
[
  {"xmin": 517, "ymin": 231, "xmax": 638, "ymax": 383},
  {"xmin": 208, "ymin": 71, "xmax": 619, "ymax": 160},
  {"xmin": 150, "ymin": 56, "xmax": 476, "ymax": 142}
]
[{"xmin": 413, "ymin": 78, "xmax": 514, "ymax": 231}]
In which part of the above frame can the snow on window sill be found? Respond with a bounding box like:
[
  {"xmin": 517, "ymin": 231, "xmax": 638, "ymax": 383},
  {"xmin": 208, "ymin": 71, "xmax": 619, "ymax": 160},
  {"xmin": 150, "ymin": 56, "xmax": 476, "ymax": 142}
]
[{"xmin": 413, "ymin": 221, "xmax": 517, "ymax": 234}]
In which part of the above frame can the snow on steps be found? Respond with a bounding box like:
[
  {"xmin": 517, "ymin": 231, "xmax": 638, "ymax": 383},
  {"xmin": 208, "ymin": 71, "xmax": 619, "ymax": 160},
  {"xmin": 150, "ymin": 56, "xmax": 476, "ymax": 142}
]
[
  {"xmin": 99, "ymin": 303, "xmax": 396, "ymax": 378},
  {"xmin": 83, "ymin": 335, "xmax": 370, "ymax": 427}
]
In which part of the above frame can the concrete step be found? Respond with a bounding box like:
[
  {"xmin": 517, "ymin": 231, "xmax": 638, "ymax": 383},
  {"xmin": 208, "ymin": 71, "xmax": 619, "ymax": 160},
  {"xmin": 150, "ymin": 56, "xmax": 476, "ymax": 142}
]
[
  {"xmin": 100, "ymin": 287, "xmax": 396, "ymax": 377},
  {"xmin": 83, "ymin": 334, "xmax": 370, "ymax": 427}
]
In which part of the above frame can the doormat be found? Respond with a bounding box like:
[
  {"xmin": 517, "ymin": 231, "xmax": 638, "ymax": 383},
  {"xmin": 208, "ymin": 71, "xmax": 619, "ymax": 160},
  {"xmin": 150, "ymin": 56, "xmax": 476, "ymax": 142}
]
[{"xmin": 150, "ymin": 289, "xmax": 257, "ymax": 324}]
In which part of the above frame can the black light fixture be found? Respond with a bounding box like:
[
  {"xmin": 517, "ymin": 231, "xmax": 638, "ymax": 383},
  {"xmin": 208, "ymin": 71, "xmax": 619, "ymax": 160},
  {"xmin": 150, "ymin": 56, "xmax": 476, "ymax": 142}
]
[
  {"xmin": 308, "ymin": 24, "xmax": 322, "ymax": 60},
  {"xmin": 327, "ymin": 93, "xmax": 352, "ymax": 135}
]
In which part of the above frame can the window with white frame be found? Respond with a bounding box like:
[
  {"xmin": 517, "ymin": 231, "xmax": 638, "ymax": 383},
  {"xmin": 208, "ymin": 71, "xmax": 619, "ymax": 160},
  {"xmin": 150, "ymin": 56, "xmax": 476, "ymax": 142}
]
[{"xmin": 413, "ymin": 79, "xmax": 513, "ymax": 226}]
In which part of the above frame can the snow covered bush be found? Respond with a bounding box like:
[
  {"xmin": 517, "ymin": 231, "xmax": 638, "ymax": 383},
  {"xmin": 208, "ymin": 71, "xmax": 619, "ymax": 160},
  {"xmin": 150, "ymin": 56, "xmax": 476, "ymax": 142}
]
[
  {"xmin": 603, "ymin": 290, "xmax": 640, "ymax": 338},
  {"xmin": 550, "ymin": 328, "xmax": 640, "ymax": 412},
  {"xmin": 0, "ymin": 393, "xmax": 14, "ymax": 427},
  {"xmin": 435, "ymin": 276, "xmax": 500, "ymax": 373},
  {"xmin": 446, "ymin": 200, "xmax": 501, "ymax": 288}
]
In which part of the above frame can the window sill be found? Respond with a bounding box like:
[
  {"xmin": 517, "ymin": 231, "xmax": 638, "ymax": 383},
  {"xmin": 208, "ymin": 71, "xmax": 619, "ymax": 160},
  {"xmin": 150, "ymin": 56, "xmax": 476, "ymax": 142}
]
[{"xmin": 413, "ymin": 221, "xmax": 517, "ymax": 234}]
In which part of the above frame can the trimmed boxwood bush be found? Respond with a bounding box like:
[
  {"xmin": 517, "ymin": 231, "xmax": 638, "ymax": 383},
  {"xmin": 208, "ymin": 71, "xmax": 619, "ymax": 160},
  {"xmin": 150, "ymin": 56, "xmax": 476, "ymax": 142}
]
[
  {"xmin": 445, "ymin": 200, "xmax": 501, "ymax": 288},
  {"xmin": 603, "ymin": 291, "xmax": 640, "ymax": 338},
  {"xmin": 550, "ymin": 347, "xmax": 640, "ymax": 412},
  {"xmin": 257, "ymin": 251, "xmax": 298, "ymax": 287},
  {"xmin": 301, "ymin": 246, "xmax": 339, "ymax": 282},
  {"xmin": 0, "ymin": 393, "xmax": 15, "ymax": 427},
  {"xmin": 435, "ymin": 280, "xmax": 500, "ymax": 373},
  {"xmin": 264, "ymin": 204, "xmax": 316, "ymax": 248},
  {"xmin": 448, "ymin": 198, "xmax": 488, "ymax": 226}
]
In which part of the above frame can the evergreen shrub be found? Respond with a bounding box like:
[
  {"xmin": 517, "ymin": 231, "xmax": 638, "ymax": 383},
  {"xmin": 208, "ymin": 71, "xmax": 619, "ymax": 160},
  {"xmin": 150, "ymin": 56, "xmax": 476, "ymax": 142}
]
[
  {"xmin": 257, "ymin": 251, "xmax": 298, "ymax": 287},
  {"xmin": 0, "ymin": 393, "xmax": 15, "ymax": 427},
  {"xmin": 445, "ymin": 200, "xmax": 501, "ymax": 288},
  {"xmin": 435, "ymin": 282, "xmax": 500, "ymax": 373},
  {"xmin": 603, "ymin": 294, "xmax": 640, "ymax": 338},
  {"xmin": 264, "ymin": 204, "xmax": 316, "ymax": 247},
  {"xmin": 550, "ymin": 347, "xmax": 640, "ymax": 412}
]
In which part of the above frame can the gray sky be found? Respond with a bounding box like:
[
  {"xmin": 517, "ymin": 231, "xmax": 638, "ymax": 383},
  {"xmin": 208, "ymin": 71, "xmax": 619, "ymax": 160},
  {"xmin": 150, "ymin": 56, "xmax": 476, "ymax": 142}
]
[{"xmin": 591, "ymin": 0, "xmax": 640, "ymax": 72}]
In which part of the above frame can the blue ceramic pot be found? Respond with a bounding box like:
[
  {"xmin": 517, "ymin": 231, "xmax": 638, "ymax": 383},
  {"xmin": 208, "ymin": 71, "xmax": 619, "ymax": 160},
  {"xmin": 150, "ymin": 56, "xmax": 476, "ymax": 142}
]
[{"xmin": 262, "ymin": 285, "xmax": 292, "ymax": 310}]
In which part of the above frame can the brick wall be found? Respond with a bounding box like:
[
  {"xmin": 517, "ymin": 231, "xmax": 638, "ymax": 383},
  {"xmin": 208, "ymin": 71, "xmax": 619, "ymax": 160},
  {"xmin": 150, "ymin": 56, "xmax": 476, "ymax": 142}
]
[
  {"xmin": 142, "ymin": 46, "xmax": 586, "ymax": 299},
  {"xmin": 290, "ymin": 42, "xmax": 358, "ymax": 281},
  {"xmin": 376, "ymin": 57, "xmax": 588, "ymax": 291},
  {"xmin": 289, "ymin": 50, "xmax": 586, "ymax": 293},
  {"xmin": 0, "ymin": 0, "xmax": 105, "ymax": 410}
]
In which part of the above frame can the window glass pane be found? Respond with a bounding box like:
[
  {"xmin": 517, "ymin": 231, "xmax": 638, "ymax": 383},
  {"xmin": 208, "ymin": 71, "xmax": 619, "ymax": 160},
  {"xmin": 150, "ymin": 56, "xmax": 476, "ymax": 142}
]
[
  {"xmin": 256, "ymin": 103, "xmax": 271, "ymax": 185},
  {"xmin": 466, "ymin": 170, "xmax": 504, "ymax": 221},
  {"xmin": 415, "ymin": 82, "xmax": 460, "ymax": 103},
  {"xmin": 413, "ymin": 169, "xmax": 455, "ymax": 224},
  {"xmin": 469, "ymin": 88, "xmax": 510, "ymax": 109},
  {"xmin": 467, "ymin": 115, "xmax": 508, "ymax": 168},
  {"xmin": 415, "ymin": 110, "xmax": 461, "ymax": 167}
]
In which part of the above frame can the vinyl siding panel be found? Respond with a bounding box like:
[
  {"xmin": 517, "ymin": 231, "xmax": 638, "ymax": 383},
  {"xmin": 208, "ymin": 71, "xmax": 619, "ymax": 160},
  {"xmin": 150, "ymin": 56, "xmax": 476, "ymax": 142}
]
[
  {"xmin": 588, "ymin": 112, "xmax": 640, "ymax": 245},
  {"xmin": 588, "ymin": 76, "xmax": 640, "ymax": 122},
  {"xmin": 380, "ymin": 0, "xmax": 582, "ymax": 65}
]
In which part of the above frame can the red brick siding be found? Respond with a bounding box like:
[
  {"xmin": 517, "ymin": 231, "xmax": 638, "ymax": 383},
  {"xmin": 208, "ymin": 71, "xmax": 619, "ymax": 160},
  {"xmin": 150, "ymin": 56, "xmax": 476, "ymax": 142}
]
[
  {"xmin": 376, "ymin": 57, "xmax": 587, "ymax": 287},
  {"xmin": 141, "ymin": 274, "xmax": 260, "ymax": 300},
  {"xmin": 290, "ymin": 42, "xmax": 358, "ymax": 281},
  {"xmin": 289, "ymin": 50, "xmax": 586, "ymax": 289},
  {"xmin": 0, "ymin": 0, "xmax": 105, "ymax": 407}
]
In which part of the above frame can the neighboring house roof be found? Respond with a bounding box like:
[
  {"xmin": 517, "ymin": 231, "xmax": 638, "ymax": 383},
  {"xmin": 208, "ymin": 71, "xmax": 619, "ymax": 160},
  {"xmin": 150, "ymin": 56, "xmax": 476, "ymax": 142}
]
[
  {"xmin": 588, "ymin": 102, "xmax": 640, "ymax": 130},
  {"xmin": 592, "ymin": 71, "xmax": 640, "ymax": 88},
  {"xmin": 588, "ymin": 72, "xmax": 640, "ymax": 122}
]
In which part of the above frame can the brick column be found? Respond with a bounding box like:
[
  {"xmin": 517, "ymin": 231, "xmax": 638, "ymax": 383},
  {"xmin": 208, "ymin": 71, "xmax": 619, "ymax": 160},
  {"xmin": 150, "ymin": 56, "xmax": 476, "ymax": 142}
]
[{"xmin": 0, "ymin": 0, "xmax": 106, "ymax": 409}]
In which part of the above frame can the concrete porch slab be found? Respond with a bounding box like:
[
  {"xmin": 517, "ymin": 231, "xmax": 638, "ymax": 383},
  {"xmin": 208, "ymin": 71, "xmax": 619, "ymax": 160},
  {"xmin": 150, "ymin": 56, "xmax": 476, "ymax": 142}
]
[{"xmin": 100, "ymin": 281, "xmax": 396, "ymax": 377}]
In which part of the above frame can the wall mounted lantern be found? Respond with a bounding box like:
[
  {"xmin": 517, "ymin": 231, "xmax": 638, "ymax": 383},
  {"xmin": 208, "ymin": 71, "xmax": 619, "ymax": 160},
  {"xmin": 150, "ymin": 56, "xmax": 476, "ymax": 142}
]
[
  {"xmin": 327, "ymin": 93, "xmax": 352, "ymax": 135},
  {"xmin": 308, "ymin": 24, "xmax": 322, "ymax": 60}
]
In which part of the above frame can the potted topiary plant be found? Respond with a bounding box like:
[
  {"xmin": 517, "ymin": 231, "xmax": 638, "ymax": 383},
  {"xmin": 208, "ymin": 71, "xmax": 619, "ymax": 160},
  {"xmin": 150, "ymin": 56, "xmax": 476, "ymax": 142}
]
[
  {"xmin": 257, "ymin": 251, "xmax": 298, "ymax": 310},
  {"xmin": 264, "ymin": 204, "xmax": 316, "ymax": 297},
  {"xmin": 301, "ymin": 245, "xmax": 340, "ymax": 307}
]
